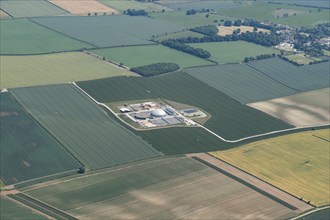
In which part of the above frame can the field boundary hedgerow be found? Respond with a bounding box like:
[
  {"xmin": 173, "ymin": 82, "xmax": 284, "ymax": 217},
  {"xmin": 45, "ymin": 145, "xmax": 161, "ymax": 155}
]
[
  {"xmin": 204, "ymin": 153, "xmax": 316, "ymax": 208},
  {"xmin": 28, "ymin": 18, "xmax": 98, "ymax": 48},
  {"xmin": 247, "ymin": 64, "xmax": 302, "ymax": 92},
  {"xmin": 191, "ymin": 155, "xmax": 303, "ymax": 211},
  {"xmin": 8, "ymin": 193, "xmax": 77, "ymax": 220}
]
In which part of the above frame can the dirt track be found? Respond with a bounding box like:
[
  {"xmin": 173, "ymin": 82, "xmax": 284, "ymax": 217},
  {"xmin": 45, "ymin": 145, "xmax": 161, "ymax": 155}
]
[{"xmin": 187, "ymin": 153, "xmax": 313, "ymax": 214}]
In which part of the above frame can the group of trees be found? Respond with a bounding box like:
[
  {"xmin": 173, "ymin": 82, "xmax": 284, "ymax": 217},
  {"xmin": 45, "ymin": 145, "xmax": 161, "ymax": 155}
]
[
  {"xmin": 161, "ymin": 40, "xmax": 211, "ymax": 58},
  {"xmin": 294, "ymin": 23, "xmax": 330, "ymax": 57},
  {"xmin": 167, "ymin": 31, "xmax": 282, "ymax": 47},
  {"xmin": 131, "ymin": 63, "xmax": 180, "ymax": 77},
  {"xmin": 123, "ymin": 9, "xmax": 148, "ymax": 16},
  {"xmin": 186, "ymin": 8, "xmax": 212, "ymax": 15},
  {"xmin": 222, "ymin": 19, "xmax": 274, "ymax": 31},
  {"xmin": 190, "ymin": 25, "xmax": 219, "ymax": 36},
  {"xmin": 244, "ymin": 54, "xmax": 276, "ymax": 62}
]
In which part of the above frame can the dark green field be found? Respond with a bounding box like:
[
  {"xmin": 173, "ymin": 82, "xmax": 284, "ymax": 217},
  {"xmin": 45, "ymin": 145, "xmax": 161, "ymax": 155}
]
[
  {"xmin": 247, "ymin": 58, "xmax": 330, "ymax": 92},
  {"xmin": 297, "ymin": 208, "xmax": 330, "ymax": 220},
  {"xmin": 78, "ymin": 72, "xmax": 293, "ymax": 140},
  {"xmin": 0, "ymin": 19, "xmax": 92, "ymax": 55},
  {"xmin": 0, "ymin": 92, "xmax": 80, "ymax": 185},
  {"xmin": 185, "ymin": 64, "xmax": 298, "ymax": 104},
  {"xmin": 31, "ymin": 15, "xmax": 184, "ymax": 48},
  {"xmin": 135, "ymin": 127, "xmax": 232, "ymax": 154},
  {"xmin": 9, "ymin": 84, "xmax": 161, "ymax": 170}
]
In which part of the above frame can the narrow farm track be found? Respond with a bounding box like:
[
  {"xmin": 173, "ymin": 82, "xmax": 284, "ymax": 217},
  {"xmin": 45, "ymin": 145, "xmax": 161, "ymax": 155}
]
[
  {"xmin": 187, "ymin": 153, "xmax": 314, "ymax": 214},
  {"xmin": 291, "ymin": 206, "xmax": 330, "ymax": 220},
  {"xmin": 3, "ymin": 195, "xmax": 53, "ymax": 220},
  {"xmin": 8, "ymin": 193, "xmax": 78, "ymax": 220}
]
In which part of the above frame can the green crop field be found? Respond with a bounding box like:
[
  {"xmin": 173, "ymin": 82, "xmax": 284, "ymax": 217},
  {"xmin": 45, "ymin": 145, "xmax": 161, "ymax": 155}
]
[
  {"xmin": 151, "ymin": 10, "xmax": 235, "ymax": 28},
  {"xmin": 0, "ymin": 19, "xmax": 92, "ymax": 55},
  {"xmin": 24, "ymin": 157, "xmax": 296, "ymax": 219},
  {"xmin": 135, "ymin": 127, "xmax": 233, "ymax": 155},
  {"xmin": 100, "ymin": 0, "xmax": 172, "ymax": 12},
  {"xmin": 166, "ymin": 0, "xmax": 248, "ymax": 11},
  {"xmin": 9, "ymin": 84, "xmax": 161, "ymax": 170},
  {"xmin": 0, "ymin": 52, "xmax": 136, "ymax": 89},
  {"xmin": 78, "ymin": 72, "xmax": 293, "ymax": 140},
  {"xmin": 211, "ymin": 129, "xmax": 330, "ymax": 206},
  {"xmin": 0, "ymin": 0, "xmax": 67, "ymax": 18},
  {"xmin": 0, "ymin": 92, "xmax": 80, "ymax": 185},
  {"xmin": 155, "ymin": 30, "xmax": 204, "ymax": 41},
  {"xmin": 0, "ymin": 197, "xmax": 47, "ymax": 220},
  {"xmin": 217, "ymin": 2, "xmax": 330, "ymax": 27},
  {"xmin": 247, "ymin": 58, "xmax": 330, "ymax": 92},
  {"xmin": 285, "ymin": 54, "xmax": 314, "ymax": 65},
  {"xmin": 249, "ymin": 88, "xmax": 330, "ymax": 127},
  {"xmin": 267, "ymin": 0, "xmax": 330, "ymax": 9},
  {"xmin": 90, "ymin": 45, "xmax": 213, "ymax": 69},
  {"xmin": 31, "ymin": 15, "xmax": 184, "ymax": 47},
  {"xmin": 188, "ymin": 41, "xmax": 280, "ymax": 64},
  {"xmin": 185, "ymin": 64, "xmax": 297, "ymax": 104}
]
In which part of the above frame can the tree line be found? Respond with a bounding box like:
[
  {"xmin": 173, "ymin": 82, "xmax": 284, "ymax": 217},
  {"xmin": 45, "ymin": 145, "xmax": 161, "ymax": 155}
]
[
  {"xmin": 165, "ymin": 31, "xmax": 282, "ymax": 47},
  {"xmin": 131, "ymin": 63, "xmax": 180, "ymax": 77},
  {"xmin": 190, "ymin": 25, "xmax": 219, "ymax": 36},
  {"xmin": 161, "ymin": 40, "xmax": 211, "ymax": 59},
  {"xmin": 123, "ymin": 9, "xmax": 148, "ymax": 16}
]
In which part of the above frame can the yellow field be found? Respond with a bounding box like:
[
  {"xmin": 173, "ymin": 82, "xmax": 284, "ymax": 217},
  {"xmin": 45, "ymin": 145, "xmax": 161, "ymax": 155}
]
[
  {"xmin": 217, "ymin": 25, "xmax": 270, "ymax": 36},
  {"xmin": 210, "ymin": 129, "xmax": 330, "ymax": 206},
  {"xmin": 49, "ymin": 0, "xmax": 118, "ymax": 15}
]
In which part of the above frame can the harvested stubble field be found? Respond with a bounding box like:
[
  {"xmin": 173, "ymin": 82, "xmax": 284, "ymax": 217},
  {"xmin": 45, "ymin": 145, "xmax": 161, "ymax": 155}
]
[
  {"xmin": 0, "ymin": 52, "xmax": 135, "ymax": 89},
  {"xmin": 9, "ymin": 84, "xmax": 161, "ymax": 170},
  {"xmin": 78, "ymin": 72, "xmax": 293, "ymax": 140},
  {"xmin": 248, "ymin": 88, "xmax": 330, "ymax": 127},
  {"xmin": 91, "ymin": 45, "xmax": 212, "ymax": 69},
  {"xmin": 24, "ymin": 157, "xmax": 298, "ymax": 219},
  {"xmin": 217, "ymin": 25, "xmax": 270, "ymax": 36},
  {"xmin": 0, "ymin": 197, "xmax": 46, "ymax": 220},
  {"xmin": 217, "ymin": 2, "xmax": 330, "ymax": 27},
  {"xmin": 188, "ymin": 41, "xmax": 280, "ymax": 64},
  {"xmin": 247, "ymin": 58, "xmax": 330, "ymax": 92},
  {"xmin": 0, "ymin": 92, "xmax": 80, "ymax": 185},
  {"xmin": 0, "ymin": 0, "xmax": 67, "ymax": 18},
  {"xmin": 31, "ymin": 15, "xmax": 184, "ymax": 47},
  {"xmin": 0, "ymin": 19, "xmax": 92, "ymax": 55},
  {"xmin": 100, "ymin": 0, "xmax": 171, "ymax": 12},
  {"xmin": 185, "ymin": 63, "xmax": 297, "ymax": 104},
  {"xmin": 49, "ymin": 0, "xmax": 118, "ymax": 15},
  {"xmin": 211, "ymin": 129, "xmax": 330, "ymax": 206}
]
